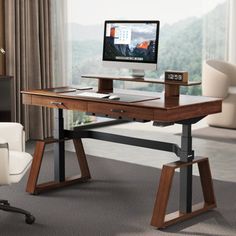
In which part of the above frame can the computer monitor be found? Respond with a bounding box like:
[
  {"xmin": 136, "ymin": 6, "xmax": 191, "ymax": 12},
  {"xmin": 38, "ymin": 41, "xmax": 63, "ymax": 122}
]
[{"xmin": 102, "ymin": 20, "xmax": 160, "ymax": 77}]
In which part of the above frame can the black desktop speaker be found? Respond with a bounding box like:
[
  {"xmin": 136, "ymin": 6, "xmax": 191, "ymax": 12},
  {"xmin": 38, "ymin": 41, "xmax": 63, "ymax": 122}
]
[{"xmin": 165, "ymin": 70, "xmax": 188, "ymax": 83}]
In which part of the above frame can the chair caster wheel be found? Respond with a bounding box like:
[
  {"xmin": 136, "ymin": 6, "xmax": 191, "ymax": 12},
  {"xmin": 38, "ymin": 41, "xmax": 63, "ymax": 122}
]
[
  {"xmin": 25, "ymin": 215, "xmax": 35, "ymax": 224},
  {"xmin": 0, "ymin": 200, "xmax": 10, "ymax": 206}
]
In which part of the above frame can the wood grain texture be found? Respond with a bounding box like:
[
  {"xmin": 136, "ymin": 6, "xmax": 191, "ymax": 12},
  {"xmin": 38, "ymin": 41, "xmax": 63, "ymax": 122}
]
[
  {"xmin": 198, "ymin": 159, "xmax": 216, "ymax": 205},
  {"xmin": 151, "ymin": 157, "xmax": 217, "ymax": 229},
  {"xmin": 34, "ymin": 175, "xmax": 90, "ymax": 194},
  {"xmin": 81, "ymin": 74, "xmax": 201, "ymax": 86},
  {"xmin": 163, "ymin": 202, "xmax": 216, "ymax": 228},
  {"xmin": 165, "ymin": 84, "xmax": 180, "ymax": 97},
  {"xmin": 88, "ymin": 102, "xmax": 154, "ymax": 120},
  {"xmin": 98, "ymin": 78, "xmax": 113, "ymax": 93},
  {"xmin": 21, "ymin": 88, "xmax": 222, "ymax": 122},
  {"xmin": 22, "ymin": 87, "xmax": 220, "ymax": 227},
  {"xmin": 26, "ymin": 141, "xmax": 46, "ymax": 194},
  {"xmin": 151, "ymin": 165, "xmax": 175, "ymax": 227},
  {"xmin": 153, "ymin": 100, "xmax": 222, "ymax": 122},
  {"xmin": 165, "ymin": 157, "xmax": 208, "ymax": 169},
  {"xmin": 31, "ymin": 95, "xmax": 88, "ymax": 111},
  {"xmin": 73, "ymin": 139, "xmax": 91, "ymax": 178},
  {"xmin": 26, "ymin": 138, "xmax": 91, "ymax": 194}
]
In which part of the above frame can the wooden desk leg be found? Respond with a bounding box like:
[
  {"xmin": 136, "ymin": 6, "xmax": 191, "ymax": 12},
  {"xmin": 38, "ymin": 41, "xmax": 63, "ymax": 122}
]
[
  {"xmin": 73, "ymin": 139, "xmax": 91, "ymax": 178},
  {"xmin": 151, "ymin": 157, "xmax": 216, "ymax": 229},
  {"xmin": 198, "ymin": 159, "xmax": 216, "ymax": 206},
  {"xmin": 26, "ymin": 138, "xmax": 91, "ymax": 194},
  {"xmin": 150, "ymin": 165, "xmax": 175, "ymax": 227},
  {"xmin": 26, "ymin": 141, "xmax": 46, "ymax": 194}
]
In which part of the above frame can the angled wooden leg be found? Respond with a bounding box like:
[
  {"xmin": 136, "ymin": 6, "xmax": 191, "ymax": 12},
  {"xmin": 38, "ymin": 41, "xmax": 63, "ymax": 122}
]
[
  {"xmin": 26, "ymin": 138, "xmax": 91, "ymax": 195},
  {"xmin": 151, "ymin": 157, "xmax": 216, "ymax": 229},
  {"xmin": 26, "ymin": 141, "xmax": 46, "ymax": 194},
  {"xmin": 151, "ymin": 165, "xmax": 175, "ymax": 227},
  {"xmin": 198, "ymin": 159, "xmax": 216, "ymax": 206},
  {"xmin": 73, "ymin": 139, "xmax": 91, "ymax": 178}
]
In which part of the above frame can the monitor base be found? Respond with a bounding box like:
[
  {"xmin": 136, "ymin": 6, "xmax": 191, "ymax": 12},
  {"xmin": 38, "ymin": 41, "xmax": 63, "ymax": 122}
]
[{"xmin": 131, "ymin": 69, "xmax": 145, "ymax": 78}]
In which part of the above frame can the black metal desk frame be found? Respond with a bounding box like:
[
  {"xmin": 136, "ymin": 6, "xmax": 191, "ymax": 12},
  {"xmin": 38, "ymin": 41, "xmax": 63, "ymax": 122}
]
[{"xmin": 54, "ymin": 108, "xmax": 203, "ymax": 218}]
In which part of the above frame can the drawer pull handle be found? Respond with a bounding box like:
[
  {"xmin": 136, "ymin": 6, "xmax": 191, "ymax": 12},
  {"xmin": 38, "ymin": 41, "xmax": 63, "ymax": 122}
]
[
  {"xmin": 110, "ymin": 109, "xmax": 125, "ymax": 113},
  {"xmin": 50, "ymin": 101, "xmax": 63, "ymax": 106}
]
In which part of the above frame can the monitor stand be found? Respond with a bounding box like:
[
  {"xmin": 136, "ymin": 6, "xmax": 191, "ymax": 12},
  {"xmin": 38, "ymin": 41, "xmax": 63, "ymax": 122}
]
[{"xmin": 131, "ymin": 69, "xmax": 145, "ymax": 78}]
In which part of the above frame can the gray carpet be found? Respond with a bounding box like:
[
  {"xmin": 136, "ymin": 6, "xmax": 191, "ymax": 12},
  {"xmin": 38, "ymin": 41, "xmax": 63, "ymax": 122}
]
[
  {"xmin": 177, "ymin": 126, "xmax": 236, "ymax": 144},
  {"xmin": 0, "ymin": 151, "xmax": 236, "ymax": 236}
]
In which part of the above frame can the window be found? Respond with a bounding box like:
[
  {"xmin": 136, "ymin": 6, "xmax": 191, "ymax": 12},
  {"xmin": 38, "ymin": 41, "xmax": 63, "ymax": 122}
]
[{"xmin": 66, "ymin": 0, "xmax": 228, "ymax": 125}]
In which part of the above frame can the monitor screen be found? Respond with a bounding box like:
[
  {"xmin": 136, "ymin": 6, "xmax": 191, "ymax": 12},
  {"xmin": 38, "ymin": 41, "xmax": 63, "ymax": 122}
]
[{"xmin": 103, "ymin": 21, "xmax": 160, "ymax": 64}]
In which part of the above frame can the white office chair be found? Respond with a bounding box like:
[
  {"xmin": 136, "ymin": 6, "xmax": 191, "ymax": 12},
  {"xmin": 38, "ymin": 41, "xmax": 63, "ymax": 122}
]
[
  {"xmin": 202, "ymin": 60, "xmax": 236, "ymax": 129},
  {"xmin": 0, "ymin": 122, "xmax": 35, "ymax": 224}
]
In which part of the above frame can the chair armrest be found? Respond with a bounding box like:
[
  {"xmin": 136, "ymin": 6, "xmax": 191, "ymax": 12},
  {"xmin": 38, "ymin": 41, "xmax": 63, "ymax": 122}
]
[
  {"xmin": 0, "ymin": 123, "xmax": 24, "ymax": 152},
  {"xmin": 202, "ymin": 61, "xmax": 230, "ymax": 98},
  {"xmin": 0, "ymin": 138, "xmax": 10, "ymax": 185}
]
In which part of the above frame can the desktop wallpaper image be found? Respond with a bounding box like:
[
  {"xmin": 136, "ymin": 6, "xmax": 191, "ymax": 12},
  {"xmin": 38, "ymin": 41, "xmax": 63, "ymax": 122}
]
[{"xmin": 103, "ymin": 23, "xmax": 158, "ymax": 63}]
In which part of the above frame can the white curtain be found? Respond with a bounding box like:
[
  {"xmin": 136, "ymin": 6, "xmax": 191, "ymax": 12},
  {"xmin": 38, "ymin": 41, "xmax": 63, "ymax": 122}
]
[
  {"xmin": 203, "ymin": 0, "xmax": 236, "ymax": 64},
  {"xmin": 51, "ymin": 0, "xmax": 71, "ymax": 129},
  {"xmin": 202, "ymin": 0, "xmax": 229, "ymax": 61},
  {"xmin": 51, "ymin": 0, "xmax": 68, "ymax": 87},
  {"xmin": 228, "ymin": 0, "xmax": 236, "ymax": 63}
]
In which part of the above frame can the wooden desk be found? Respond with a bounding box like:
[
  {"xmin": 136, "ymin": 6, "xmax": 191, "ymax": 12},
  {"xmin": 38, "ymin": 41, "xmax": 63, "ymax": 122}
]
[{"xmin": 22, "ymin": 88, "xmax": 222, "ymax": 229}]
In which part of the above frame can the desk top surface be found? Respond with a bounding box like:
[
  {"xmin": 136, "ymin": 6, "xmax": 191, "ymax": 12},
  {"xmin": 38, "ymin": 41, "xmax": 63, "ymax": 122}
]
[
  {"xmin": 21, "ymin": 87, "xmax": 221, "ymax": 109},
  {"xmin": 21, "ymin": 87, "xmax": 222, "ymax": 122}
]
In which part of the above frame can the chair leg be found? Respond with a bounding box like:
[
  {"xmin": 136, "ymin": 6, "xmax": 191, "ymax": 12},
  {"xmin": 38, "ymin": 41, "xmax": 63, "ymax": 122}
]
[
  {"xmin": 0, "ymin": 200, "xmax": 35, "ymax": 224},
  {"xmin": 0, "ymin": 200, "xmax": 10, "ymax": 205}
]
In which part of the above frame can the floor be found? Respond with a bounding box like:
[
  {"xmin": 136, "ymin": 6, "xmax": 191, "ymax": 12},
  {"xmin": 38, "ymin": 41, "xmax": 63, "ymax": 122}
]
[
  {"xmin": 6, "ymin": 120, "xmax": 234, "ymax": 235},
  {"xmin": 2, "ymin": 152, "xmax": 236, "ymax": 236},
  {"xmin": 65, "ymin": 119, "xmax": 236, "ymax": 183}
]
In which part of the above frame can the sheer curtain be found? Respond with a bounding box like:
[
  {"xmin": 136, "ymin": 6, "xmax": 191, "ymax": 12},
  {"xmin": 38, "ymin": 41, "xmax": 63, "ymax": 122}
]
[
  {"xmin": 228, "ymin": 0, "xmax": 236, "ymax": 63},
  {"xmin": 202, "ymin": 0, "xmax": 229, "ymax": 61},
  {"xmin": 51, "ymin": 0, "xmax": 68, "ymax": 87},
  {"xmin": 203, "ymin": 0, "xmax": 236, "ymax": 63},
  {"xmin": 51, "ymin": 0, "xmax": 71, "ymax": 129}
]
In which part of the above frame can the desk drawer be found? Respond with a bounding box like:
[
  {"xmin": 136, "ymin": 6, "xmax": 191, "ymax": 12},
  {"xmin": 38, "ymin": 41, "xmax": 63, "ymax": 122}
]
[
  {"xmin": 88, "ymin": 102, "xmax": 153, "ymax": 120},
  {"xmin": 31, "ymin": 95, "xmax": 87, "ymax": 111}
]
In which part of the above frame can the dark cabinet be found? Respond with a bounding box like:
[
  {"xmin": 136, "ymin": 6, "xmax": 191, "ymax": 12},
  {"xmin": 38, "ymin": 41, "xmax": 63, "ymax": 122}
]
[{"xmin": 0, "ymin": 75, "xmax": 14, "ymax": 122}]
